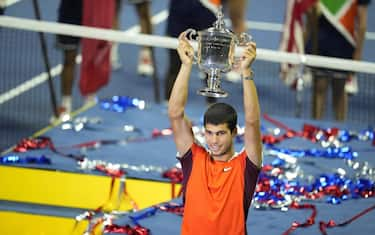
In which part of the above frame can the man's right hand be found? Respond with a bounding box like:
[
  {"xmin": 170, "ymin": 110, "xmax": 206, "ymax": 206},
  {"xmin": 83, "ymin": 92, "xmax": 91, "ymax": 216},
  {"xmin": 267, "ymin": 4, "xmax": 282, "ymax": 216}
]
[
  {"xmin": 240, "ymin": 42, "xmax": 256, "ymax": 70},
  {"xmin": 177, "ymin": 31, "xmax": 194, "ymax": 66}
]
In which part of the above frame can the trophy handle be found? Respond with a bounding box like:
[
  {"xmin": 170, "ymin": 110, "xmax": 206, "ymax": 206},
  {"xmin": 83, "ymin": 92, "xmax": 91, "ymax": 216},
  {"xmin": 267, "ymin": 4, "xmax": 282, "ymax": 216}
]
[
  {"xmin": 184, "ymin": 28, "xmax": 197, "ymax": 41},
  {"xmin": 236, "ymin": 32, "xmax": 253, "ymax": 46},
  {"xmin": 182, "ymin": 28, "xmax": 198, "ymax": 64}
]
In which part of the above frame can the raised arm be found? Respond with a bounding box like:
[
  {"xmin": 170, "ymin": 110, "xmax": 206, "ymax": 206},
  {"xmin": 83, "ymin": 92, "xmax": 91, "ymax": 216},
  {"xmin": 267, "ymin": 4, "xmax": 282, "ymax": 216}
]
[
  {"xmin": 240, "ymin": 42, "xmax": 263, "ymax": 168},
  {"xmin": 168, "ymin": 32, "xmax": 195, "ymax": 157}
]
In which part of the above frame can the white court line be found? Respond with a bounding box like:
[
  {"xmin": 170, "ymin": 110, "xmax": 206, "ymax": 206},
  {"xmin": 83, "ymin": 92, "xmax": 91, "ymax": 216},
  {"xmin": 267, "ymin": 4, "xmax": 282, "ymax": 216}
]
[
  {"xmin": 0, "ymin": 0, "xmax": 22, "ymax": 8},
  {"xmin": 366, "ymin": 31, "xmax": 375, "ymax": 40},
  {"xmin": 0, "ymin": 10, "xmax": 168, "ymax": 105},
  {"xmin": 246, "ymin": 20, "xmax": 282, "ymax": 32}
]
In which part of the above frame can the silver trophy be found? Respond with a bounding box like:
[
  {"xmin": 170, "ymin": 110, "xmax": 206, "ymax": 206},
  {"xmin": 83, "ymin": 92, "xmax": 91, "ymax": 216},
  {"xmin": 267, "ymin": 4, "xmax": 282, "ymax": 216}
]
[{"xmin": 184, "ymin": 6, "xmax": 252, "ymax": 98}]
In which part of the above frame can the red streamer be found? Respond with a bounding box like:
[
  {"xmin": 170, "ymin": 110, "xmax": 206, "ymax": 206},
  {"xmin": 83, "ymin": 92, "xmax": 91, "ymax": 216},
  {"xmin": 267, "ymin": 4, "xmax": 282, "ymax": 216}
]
[
  {"xmin": 262, "ymin": 114, "xmax": 345, "ymax": 144},
  {"xmin": 263, "ymin": 114, "xmax": 295, "ymax": 133},
  {"xmin": 13, "ymin": 136, "xmax": 84, "ymax": 161},
  {"xmin": 13, "ymin": 136, "xmax": 54, "ymax": 152},
  {"xmin": 104, "ymin": 224, "xmax": 150, "ymax": 235},
  {"xmin": 319, "ymin": 204, "xmax": 375, "ymax": 235},
  {"xmin": 282, "ymin": 201, "xmax": 317, "ymax": 235},
  {"xmin": 157, "ymin": 202, "xmax": 184, "ymax": 216},
  {"xmin": 95, "ymin": 164, "xmax": 125, "ymax": 177},
  {"xmin": 162, "ymin": 167, "xmax": 183, "ymax": 198},
  {"xmin": 162, "ymin": 167, "xmax": 183, "ymax": 183}
]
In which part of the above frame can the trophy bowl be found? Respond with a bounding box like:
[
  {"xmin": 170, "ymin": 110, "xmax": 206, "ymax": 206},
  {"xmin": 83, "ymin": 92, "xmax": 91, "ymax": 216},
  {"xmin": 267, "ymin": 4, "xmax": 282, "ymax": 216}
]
[{"xmin": 184, "ymin": 7, "xmax": 252, "ymax": 98}]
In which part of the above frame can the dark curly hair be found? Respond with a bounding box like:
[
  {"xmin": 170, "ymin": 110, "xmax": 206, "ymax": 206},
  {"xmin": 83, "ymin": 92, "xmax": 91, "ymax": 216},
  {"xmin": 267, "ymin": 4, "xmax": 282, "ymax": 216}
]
[{"xmin": 203, "ymin": 103, "xmax": 237, "ymax": 133}]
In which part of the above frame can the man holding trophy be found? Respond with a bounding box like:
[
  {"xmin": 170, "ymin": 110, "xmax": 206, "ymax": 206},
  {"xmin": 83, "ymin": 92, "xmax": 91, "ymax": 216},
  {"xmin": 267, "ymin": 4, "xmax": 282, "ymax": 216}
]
[{"xmin": 168, "ymin": 26, "xmax": 262, "ymax": 234}]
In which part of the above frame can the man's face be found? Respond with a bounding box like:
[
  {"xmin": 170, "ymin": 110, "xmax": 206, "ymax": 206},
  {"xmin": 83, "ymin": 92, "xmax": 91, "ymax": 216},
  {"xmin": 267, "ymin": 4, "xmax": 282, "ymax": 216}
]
[{"xmin": 204, "ymin": 123, "xmax": 235, "ymax": 157}]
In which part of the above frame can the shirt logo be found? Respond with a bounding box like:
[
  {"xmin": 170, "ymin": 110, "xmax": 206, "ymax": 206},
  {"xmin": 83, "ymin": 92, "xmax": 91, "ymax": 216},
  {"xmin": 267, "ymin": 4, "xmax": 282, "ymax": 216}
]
[{"xmin": 223, "ymin": 167, "xmax": 232, "ymax": 172}]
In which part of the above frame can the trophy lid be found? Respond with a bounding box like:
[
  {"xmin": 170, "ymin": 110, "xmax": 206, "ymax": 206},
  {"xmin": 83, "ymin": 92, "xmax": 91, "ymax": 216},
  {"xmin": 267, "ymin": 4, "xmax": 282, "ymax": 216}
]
[{"xmin": 203, "ymin": 6, "xmax": 234, "ymax": 37}]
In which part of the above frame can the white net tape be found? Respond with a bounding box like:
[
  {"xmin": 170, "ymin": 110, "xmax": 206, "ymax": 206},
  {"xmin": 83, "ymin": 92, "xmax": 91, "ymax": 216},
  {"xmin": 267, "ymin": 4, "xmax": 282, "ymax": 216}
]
[{"xmin": 1, "ymin": 15, "xmax": 375, "ymax": 74}]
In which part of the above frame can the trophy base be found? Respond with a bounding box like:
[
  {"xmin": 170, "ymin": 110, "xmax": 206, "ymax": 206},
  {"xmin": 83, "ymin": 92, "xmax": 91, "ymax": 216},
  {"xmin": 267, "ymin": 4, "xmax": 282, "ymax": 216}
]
[{"xmin": 197, "ymin": 88, "xmax": 228, "ymax": 98}]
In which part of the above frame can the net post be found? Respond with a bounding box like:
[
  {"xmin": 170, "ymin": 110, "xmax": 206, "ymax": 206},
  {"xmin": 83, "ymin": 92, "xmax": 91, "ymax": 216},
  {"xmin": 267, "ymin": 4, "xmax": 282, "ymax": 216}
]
[
  {"xmin": 150, "ymin": 46, "xmax": 160, "ymax": 103},
  {"xmin": 32, "ymin": 0, "xmax": 59, "ymax": 117}
]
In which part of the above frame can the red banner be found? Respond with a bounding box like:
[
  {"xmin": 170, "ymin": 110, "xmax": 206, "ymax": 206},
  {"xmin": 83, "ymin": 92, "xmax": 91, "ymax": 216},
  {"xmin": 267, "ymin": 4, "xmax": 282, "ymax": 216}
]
[{"xmin": 80, "ymin": 0, "xmax": 115, "ymax": 96}]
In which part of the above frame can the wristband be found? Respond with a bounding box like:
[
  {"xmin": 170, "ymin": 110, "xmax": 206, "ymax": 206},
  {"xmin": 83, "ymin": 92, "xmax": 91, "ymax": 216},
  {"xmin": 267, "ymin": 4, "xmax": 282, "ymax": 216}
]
[{"xmin": 242, "ymin": 69, "xmax": 254, "ymax": 80}]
